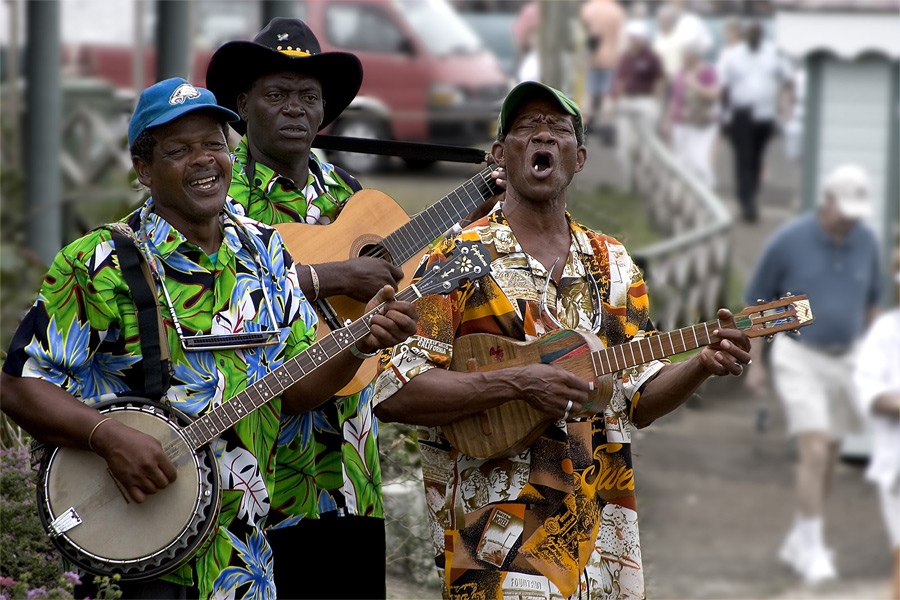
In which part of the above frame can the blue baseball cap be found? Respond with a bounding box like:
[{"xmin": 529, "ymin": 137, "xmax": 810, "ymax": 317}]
[{"xmin": 128, "ymin": 77, "xmax": 239, "ymax": 147}]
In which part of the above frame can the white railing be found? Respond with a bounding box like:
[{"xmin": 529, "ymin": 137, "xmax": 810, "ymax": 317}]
[{"xmin": 628, "ymin": 116, "xmax": 734, "ymax": 333}]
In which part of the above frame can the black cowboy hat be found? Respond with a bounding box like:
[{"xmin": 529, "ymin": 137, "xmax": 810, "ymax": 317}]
[{"xmin": 206, "ymin": 17, "xmax": 363, "ymax": 135}]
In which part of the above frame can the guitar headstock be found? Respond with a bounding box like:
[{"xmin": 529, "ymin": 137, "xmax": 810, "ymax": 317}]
[
  {"xmin": 415, "ymin": 241, "xmax": 491, "ymax": 297},
  {"xmin": 734, "ymin": 294, "xmax": 814, "ymax": 340}
]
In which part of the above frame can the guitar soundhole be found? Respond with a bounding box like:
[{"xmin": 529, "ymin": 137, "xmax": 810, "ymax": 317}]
[{"xmin": 360, "ymin": 243, "xmax": 391, "ymax": 263}]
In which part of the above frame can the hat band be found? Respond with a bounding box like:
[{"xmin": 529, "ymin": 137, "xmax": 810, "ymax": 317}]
[{"xmin": 276, "ymin": 47, "xmax": 311, "ymax": 57}]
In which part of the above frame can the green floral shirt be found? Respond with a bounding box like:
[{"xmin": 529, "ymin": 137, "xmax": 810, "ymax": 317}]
[
  {"xmin": 2, "ymin": 201, "xmax": 317, "ymax": 599},
  {"xmin": 228, "ymin": 138, "xmax": 385, "ymax": 524}
]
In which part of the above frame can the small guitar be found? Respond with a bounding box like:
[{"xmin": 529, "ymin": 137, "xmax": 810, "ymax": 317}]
[
  {"xmin": 36, "ymin": 241, "xmax": 490, "ymax": 581},
  {"xmin": 275, "ymin": 165, "xmax": 501, "ymax": 396},
  {"xmin": 442, "ymin": 295, "xmax": 814, "ymax": 459}
]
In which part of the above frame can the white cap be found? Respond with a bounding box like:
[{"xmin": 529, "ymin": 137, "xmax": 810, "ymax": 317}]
[
  {"xmin": 822, "ymin": 164, "xmax": 872, "ymax": 220},
  {"xmin": 625, "ymin": 20, "xmax": 650, "ymax": 40}
]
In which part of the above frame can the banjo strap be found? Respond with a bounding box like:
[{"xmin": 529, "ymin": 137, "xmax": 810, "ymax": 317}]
[{"xmin": 112, "ymin": 230, "xmax": 171, "ymax": 400}]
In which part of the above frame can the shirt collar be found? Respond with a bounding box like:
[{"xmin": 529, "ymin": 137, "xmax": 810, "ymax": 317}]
[
  {"xmin": 233, "ymin": 136, "xmax": 345, "ymax": 196},
  {"xmin": 137, "ymin": 198, "xmax": 242, "ymax": 261}
]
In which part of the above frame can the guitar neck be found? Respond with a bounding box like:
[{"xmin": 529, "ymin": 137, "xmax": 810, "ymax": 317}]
[
  {"xmin": 381, "ymin": 166, "xmax": 499, "ymax": 265},
  {"xmin": 589, "ymin": 317, "xmax": 736, "ymax": 376},
  {"xmin": 180, "ymin": 285, "xmax": 423, "ymax": 449}
]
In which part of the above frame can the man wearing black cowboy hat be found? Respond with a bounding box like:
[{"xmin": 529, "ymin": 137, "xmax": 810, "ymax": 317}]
[{"xmin": 206, "ymin": 18, "xmax": 404, "ymax": 599}]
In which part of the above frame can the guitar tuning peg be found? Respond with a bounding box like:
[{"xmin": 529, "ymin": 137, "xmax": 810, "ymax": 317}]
[
  {"xmin": 765, "ymin": 334, "xmax": 776, "ymax": 343},
  {"xmin": 787, "ymin": 329, "xmax": 801, "ymax": 336},
  {"xmin": 756, "ymin": 299, "xmax": 766, "ymax": 305},
  {"xmin": 783, "ymin": 292, "xmax": 794, "ymax": 298}
]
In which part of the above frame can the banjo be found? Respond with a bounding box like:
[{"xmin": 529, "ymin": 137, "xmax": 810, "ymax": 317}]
[{"xmin": 36, "ymin": 241, "xmax": 490, "ymax": 581}]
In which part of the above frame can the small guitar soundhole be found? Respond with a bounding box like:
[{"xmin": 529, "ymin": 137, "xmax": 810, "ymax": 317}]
[{"xmin": 360, "ymin": 243, "xmax": 391, "ymax": 263}]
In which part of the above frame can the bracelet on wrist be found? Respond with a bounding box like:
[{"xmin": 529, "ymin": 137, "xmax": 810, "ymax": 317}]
[
  {"xmin": 308, "ymin": 265, "xmax": 320, "ymax": 301},
  {"xmin": 350, "ymin": 342, "xmax": 380, "ymax": 360},
  {"xmin": 87, "ymin": 417, "xmax": 113, "ymax": 452}
]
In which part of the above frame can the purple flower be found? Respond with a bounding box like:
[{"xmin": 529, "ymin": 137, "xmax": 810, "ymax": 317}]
[
  {"xmin": 26, "ymin": 589, "xmax": 47, "ymax": 599},
  {"xmin": 63, "ymin": 571, "xmax": 82, "ymax": 585}
]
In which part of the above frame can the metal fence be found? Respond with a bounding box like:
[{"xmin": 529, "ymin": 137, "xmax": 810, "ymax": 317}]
[{"xmin": 629, "ymin": 116, "xmax": 735, "ymax": 333}]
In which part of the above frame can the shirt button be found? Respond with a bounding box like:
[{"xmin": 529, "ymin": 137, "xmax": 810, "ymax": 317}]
[
  {"xmin": 255, "ymin": 178, "xmax": 262, "ymax": 186},
  {"xmin": 219, "ymin": 359, "xmax": 226, "ymax": 366}
]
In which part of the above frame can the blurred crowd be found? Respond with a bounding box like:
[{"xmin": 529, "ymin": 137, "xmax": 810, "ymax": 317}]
[{"xmin": 508, "ymin": 0, "xmax": 798, "ymax": 223}]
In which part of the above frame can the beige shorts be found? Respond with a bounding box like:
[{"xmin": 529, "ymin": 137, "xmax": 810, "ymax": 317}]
[{"xmin": 769, "ymin": 336, "xmax": 861, "ymax": 439}]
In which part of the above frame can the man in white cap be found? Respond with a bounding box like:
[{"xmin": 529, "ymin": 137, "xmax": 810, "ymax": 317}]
[{"xmin": 744, "ymin": 164, "xmax": 883, "ymax": 584}]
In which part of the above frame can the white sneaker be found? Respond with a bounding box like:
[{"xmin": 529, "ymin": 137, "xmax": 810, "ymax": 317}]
[
  {"xmin": 778, "ymin": 527, "xmax": 806, "ymax": 573},
  {"xmin": 800, "ymin": 547, "xmax": 838, "ymax": 584}
]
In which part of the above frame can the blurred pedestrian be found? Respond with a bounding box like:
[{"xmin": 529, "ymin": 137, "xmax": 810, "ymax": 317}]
[
  {"xmin": 652, "ymin": 1, "xmax": 713, "ymax": 83},
  {"xmin": 663, "ymin": 41, "xmax": 720, "ymax": 188},
  {"xmin": 717, "ymin": 21, "xmax": 793, "ymax": 222},
  {"xmin": 714, "ymin": 17, "xmax": 743, "ymax": 138},
  {"xmin": 579, "ymin": 0, "xmax": 626, "ymax": 134},
  {"xmin": 610, "ymin": 20, "xmax": 665, "ymax": 188},
  {"xmin": 744, "ymin": 164, "xmax": 882, "ymax": 584},
  {"xmin": 853, "ymin": 250, "xmax": 900, "ymax": 600},
  {"xmin": 512, "ymin": 0, "xmax": 539, "ymax": 72}
]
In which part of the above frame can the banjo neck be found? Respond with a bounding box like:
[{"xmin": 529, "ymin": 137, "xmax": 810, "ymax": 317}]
[
  {"xmin": 171, "ymin": 300, "xmax": 390, "ymax": 455},
  {"xmin": 165, "ymin": 240, "xmax": 491, "ymax": 456}
]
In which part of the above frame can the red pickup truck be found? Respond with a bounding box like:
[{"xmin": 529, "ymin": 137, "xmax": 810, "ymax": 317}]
[{"xmin": 66, "ymin": 0, "xmax": 511, "ymax": 173}]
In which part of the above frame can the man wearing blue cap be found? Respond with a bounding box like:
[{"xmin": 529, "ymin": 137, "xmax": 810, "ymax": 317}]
[
  {"xmin": 373, "ymin": 81, "xmax": 751, "ymax": 599},
  {"xmin": 0, "ymin": 77, "xmax": 417, "ymax": 600}
]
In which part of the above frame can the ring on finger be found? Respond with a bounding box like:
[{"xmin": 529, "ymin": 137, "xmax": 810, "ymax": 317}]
[{"xmin": 564, "ymin": 399, "xmax": 573, "ymax": 420}]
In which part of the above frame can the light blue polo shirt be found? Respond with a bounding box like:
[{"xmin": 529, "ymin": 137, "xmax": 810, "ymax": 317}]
[{"xmin": 744, "ymin": 212, "xmax": 882, "ymax": 349}]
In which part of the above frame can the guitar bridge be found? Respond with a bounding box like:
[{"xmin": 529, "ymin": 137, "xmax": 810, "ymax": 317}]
[{"xmin": 48, "ymin": 507, "xmax": 82, "ymax": 537}]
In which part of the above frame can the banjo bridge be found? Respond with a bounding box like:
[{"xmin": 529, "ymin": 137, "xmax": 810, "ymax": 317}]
[{"xmin": 48, "ymin": 507, "xmax": 82, "ymax": 537}]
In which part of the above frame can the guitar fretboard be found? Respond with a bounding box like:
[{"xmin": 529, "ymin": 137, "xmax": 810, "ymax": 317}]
[
  {"xmin": 380, "ymin": 166, "xmax": 500, "ymax": 265},
  {"xmin": 589, "ymin": 318, "xmax": 729, "ymax": 376},
  {"xmin": 178, "ymin": 285, "xmax": 423, "ymax": 450}
]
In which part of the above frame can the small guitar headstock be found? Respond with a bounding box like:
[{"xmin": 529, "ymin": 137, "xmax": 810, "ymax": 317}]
[
  {"xmin": 414, "ymin": 241, "xmax": 491, "ymax": 297},
  {"xmin": 734, "ymin": 293, "xmax": 814, "ymax": 340}
]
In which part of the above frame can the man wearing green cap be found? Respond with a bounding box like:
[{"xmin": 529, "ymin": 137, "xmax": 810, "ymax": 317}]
[
  {"xmin": 0, "ymin": 77, "xmax": 417, "ymax": 600},
  {"xmin": 372, "ymin": 81, "xmax": 752, "ymax": 599}
]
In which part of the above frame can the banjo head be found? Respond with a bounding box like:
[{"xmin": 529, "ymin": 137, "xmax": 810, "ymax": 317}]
[{"xmin": 37, "ymin": 399, "xmax": 220, "ymax": 581}]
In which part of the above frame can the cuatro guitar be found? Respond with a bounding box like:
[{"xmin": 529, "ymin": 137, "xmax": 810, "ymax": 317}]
[
  {"xmin": 36, "ymin": 241, "xmax": 491, "ymax": 581},
  {"xmin": 442, "ymin": 294, "xmax": 815, "ymax": 459},
  {"xmin": 275, "ymin": 165, "xmax": 501, "ymax": 396}
]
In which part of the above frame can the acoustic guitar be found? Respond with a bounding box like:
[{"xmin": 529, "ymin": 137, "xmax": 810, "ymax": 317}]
[
  {"xmin": 443, "ymin": 294, "xmax": 814, "ymax": 459},
  {"xmin": 275, "ymin": 165, "xmax": 501, "ymax": 396},
  {"xmin": 36, "ymin": 242, "xmax": 490, "ymax": 581}
]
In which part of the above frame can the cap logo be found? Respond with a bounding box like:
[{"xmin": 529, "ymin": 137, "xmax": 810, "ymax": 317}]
[
  {"xmin": 169, "ymin": 83, "xmax": 201, "ymax": 105},
  {"xmin": 277, "ymin": 32, "xmax": 289, "ymax": 41}
]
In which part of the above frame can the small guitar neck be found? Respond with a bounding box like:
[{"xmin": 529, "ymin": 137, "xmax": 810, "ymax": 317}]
[
  {"xmin": 588, "ymin": 318, "xmax": 727, "ymax": 376},
  {"xmin": 380, "ymin": 166, "xmax": 500, "ymax": 265}
]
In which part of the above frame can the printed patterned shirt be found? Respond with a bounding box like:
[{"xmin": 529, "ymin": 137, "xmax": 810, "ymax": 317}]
[
  {"xmin": 228, "ymin": 138, "xmax": 384, "ymax": 523},
  {"xmin": 372, "ymin": 206, "xmax": 667, "ymax": 600},
  {"xmin": 2, "ymin": 201, "xmax": 316, "ymax": 600}
]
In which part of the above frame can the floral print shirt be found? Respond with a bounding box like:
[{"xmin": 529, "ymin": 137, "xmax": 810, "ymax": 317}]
[
  {"xmin": 372, "ymin": 205, "xmax": 667, "ymax": 599},
  {"xmin": 2, "ymin": 200, "xmax": 316, "ymax": 599},
  {"xmin": 227, "ymin": 139, "xmax": 385, "ymax": 523}
]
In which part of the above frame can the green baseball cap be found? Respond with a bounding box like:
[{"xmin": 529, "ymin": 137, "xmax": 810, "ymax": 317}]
[{"xmin": 497, "ymin": 81, "xmax": 583, "ymax": 137}]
